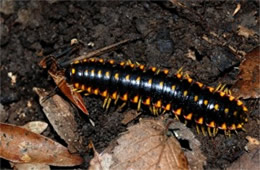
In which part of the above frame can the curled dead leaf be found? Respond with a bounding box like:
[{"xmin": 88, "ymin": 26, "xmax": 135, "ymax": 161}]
[
  {"xmin": 0, "ymin": 123, "xmax": 83, "ymax": 166},
  {"xmin": 89, "ymin": 118, "xmax": 189, "ymax": 170},
  {"xmin": 34, "ymin": 87, "xmax": 85, "ymax": 153},
  {"xmin": 231, "ymin": 47, "xmax": 260, "ymax": 99},
  {"xmin": 38, "ymin": 56, "xmax": 89, "ymax": 115}
]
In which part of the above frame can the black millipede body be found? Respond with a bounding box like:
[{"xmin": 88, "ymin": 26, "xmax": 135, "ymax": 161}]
[{"xmin": 65, "ymin": 58, "xmax": 248, "ymax": 136}]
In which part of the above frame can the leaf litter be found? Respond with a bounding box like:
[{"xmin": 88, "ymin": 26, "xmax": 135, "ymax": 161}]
[
  {"xmin": 167, "ymin": 120, "xmax": 207, "ymax": 170},
  {"xmin": 231, "ymin": 46, "xmax": 260, "ymax": 99},
  {"xmin": 34, "ymin": 87, "xmax": 85, "ymax": 153},
  {"xmin": 0, "ymin": 123, "xmax": 83, "ymax": 166},
  {"xmin": 89, "ymin": 118, "xmax": 189, "ymax": 170},
  {"xmin": 10, "ymin": 121, "xmax": 50, "ymax": 170}
]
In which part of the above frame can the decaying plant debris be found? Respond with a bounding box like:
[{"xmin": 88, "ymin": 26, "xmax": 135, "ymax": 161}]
[
  {"xmin": 0, "ymin": 123, "xmax": 83, "ymax": 167},
  {"xmin": 1, "ymin": 1, "xmax": 259, "ymax": 169},
  {"xmin": 89, "ymin": 118, "xmax": 189, "ymax": 170}
]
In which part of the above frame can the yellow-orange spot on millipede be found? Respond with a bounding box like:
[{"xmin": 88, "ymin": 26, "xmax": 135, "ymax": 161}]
[
  {"xmin": 214, "ymin": 104, "xmax": 219, "ymax": 111},
  {"xmin": 224, "ymin": 108, "xmax": 229, "ymax": 114},
  {"xmin": 229, "ymin": 124, "xmax": 236, "ymax": 130},
  {"xmin": 114, "ymin": 73, "xmax": 119, "ymax": 80},
  {"xmin": 159, "ymin": 81, "xmax": 164, "ymax": 88},
  {"xmin": 81, "ymin": 84, "xmax": 85, "ymax": 90},
  {"xmin": 220, "ymin": 123, "xmax": 227, "ymax": 130},
  {"xmin": 105, "ymin": 71, "xmax": 110, "ymax": 78},
  {"xmin": 194, "ymin": 95, "xmax": 199, "ymax": 102},
  {"xmin": 71, "ymin": 68, "xmax": 76, "ymax": 74},
  {"xmin": 243, "ymin": 106, "xmax": 248, "ymax": 112},
  {"xmin": 196, "ymin": 82, "xmax": 203, "ymax": 88},
  {"xmin": 143, "ymin": 97, "xmax": 151, "ymax": 105},
  {"xmin": 148, "ymin": 79, "xmax": 152, "ymax": 85},
  {"xmin": 93, "ymin": 88, "xmax": 99, "ymax": 95},
  {"xmin": 136, "ymin": 76, "xmax": 141, "ymax": 82},
  {"xmin": 183, "ymin": 90, "xmax": 188, "ymax": 97},
  {"xmin": 237, "ymin": 100, "xmax": 243, "ymax": 106},
  {"xmin": 164, "ymin": 103, "xmax": 171, "ymax": 111},
  {"xmin": 139, "ymin": 65, "xmax": 145, "ymax": 70},
  {"xmin": 130, "ymin": 64, "xmax": 135, "ymax": 68},
  {"xmin": 151, "ymin": 67, "xmax": 157, "ymax": 72},
  {"xmin": 187, "ymin": 78, "xmax": 193, "ymax": 83},
  {"xmin": 163, "ymin": 69, "xmax": 169, "ymax": 74},
  {"xmin": 207, "ymin": 121, "xmax": 216, "ymax": 128},
  {"xmin": 132, "ymin": 95, "xmax": 139, "ymax": 103},
  {"xmin": 176, "ymin": 73, "xmax": 182, "ymax": 79},
  {"xmin": 101, "ymin": 90, "xmax": 108, "ymax": 97},
  {"xmin": 196, "ymin": 117, "xmax": 203, "ymax": 124},
  {"xmin": 97, "ymin": 70, "xmax": 102, "ymax": 77},
  {"xmin": 125, "ymin": 74, "xmax": 130, "ymax": 81},
  {"xmin": 111, "ymin": 91, "xmax": 117, "ymax": 99},
  {"xmin": 121, "ymin": 93, "xmax": 128, "ymax": 101},
  {"xmin": 109, "ymin": 60, "xmax": 115, "ymax": 64},
  {"xmin": 229, "ymin": 96, "xmax": 235, "ymax": 101},
  {"xmin": 237, "ymin": 124, "xmax": 242, "ymax": 129},
  {"xmin": 87, "ymin": 87, "xmax": 92, "ymax": 93},
  {"xmin": 91, "ymin": 69, "xmax": 95, "ymax": 76},
  {"xmin": 154, "ymin": 100, "xmax": 162, "ymax": 108},
  {"xmin": 74, "ymin": 83, "xmax": 79, "ymax": 88},
  {"xmin": 184, "ymin": 113, "xmax": 193, "ymax": 120},
  {"xmin": 208, "ymin": 87, "xmax": 215, "ymax": 93},
  {"xmin": 219, "ymin": 92, "xmax": 225, "ymax": 97},
  {"xmin": 120, "ymin": 62, "xmax": 125, "ymax": 66},
  {"xmin": 174, "ymin": 108, "xmax": 182, "ymax": 116}
]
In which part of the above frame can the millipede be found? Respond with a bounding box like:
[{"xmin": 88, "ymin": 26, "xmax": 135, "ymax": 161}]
[{"xmin": 64, "ymin": 57, "xmax": 249, "ymax": 136}]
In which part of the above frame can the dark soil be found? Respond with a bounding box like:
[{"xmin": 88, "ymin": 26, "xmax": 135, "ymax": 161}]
[{"xmin": 0, "ymin": 1, "xmax": 259, "ymax": 169}]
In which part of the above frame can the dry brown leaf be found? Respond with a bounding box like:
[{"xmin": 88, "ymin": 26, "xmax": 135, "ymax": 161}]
[
  {"xmin": 34, "ymin": 87, "xmax": 85, "ymax": 153},
  {"xmin": 231, "ymin": 47, "xmax": 260, "ymax": 98},
  {"xmin": 167, "ymin": 121, "xmax": 207, "ymax": 170},
  {"xmin": 38, "ymin": 57, "xmax": 89, "ymax": 116},
  {"xmin": 89, "ymin": 118, "xmax": 189, "ymax": 170},
  {"xmin": 11, "ymin": 121, "xmax": 50, "ymax": 170},
  {"xmin": 227, "ymin": 136, "xmax": 260, "ymax": 170},
  {"xmin": 0, "ymin": 123, "xmax": 83, "ymax": 166}
]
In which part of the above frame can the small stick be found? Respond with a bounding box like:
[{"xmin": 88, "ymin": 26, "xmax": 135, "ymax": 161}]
[{"xmin": 61, "ymin": 37, "xmax": 139, "ymax": 67}]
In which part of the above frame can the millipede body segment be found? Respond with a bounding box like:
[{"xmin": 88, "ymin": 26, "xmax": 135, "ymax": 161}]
[{"xmin": 65, "ymin": 58, "xmax": 248, "ymax": 136}]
